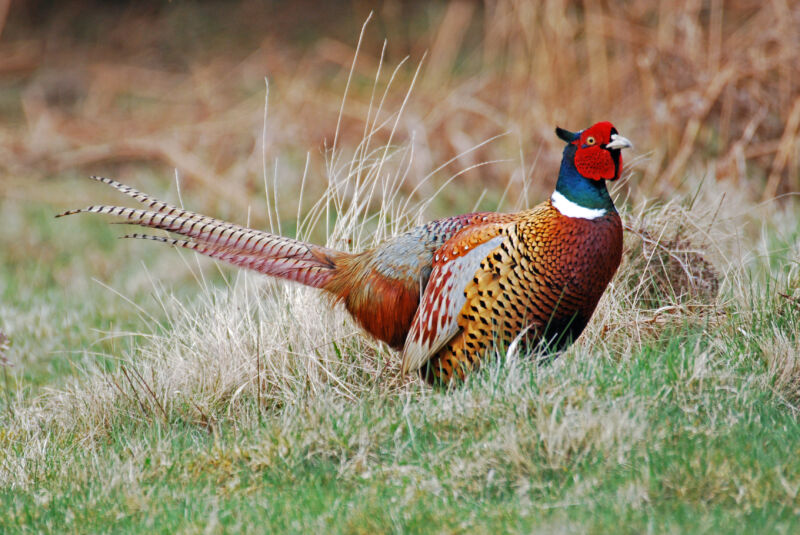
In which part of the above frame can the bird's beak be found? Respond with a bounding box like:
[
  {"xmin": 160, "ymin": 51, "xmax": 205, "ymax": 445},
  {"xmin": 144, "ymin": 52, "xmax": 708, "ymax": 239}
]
[{"xmin": 606, "ymin": 133, "xmax": 633, "ymax": 150}]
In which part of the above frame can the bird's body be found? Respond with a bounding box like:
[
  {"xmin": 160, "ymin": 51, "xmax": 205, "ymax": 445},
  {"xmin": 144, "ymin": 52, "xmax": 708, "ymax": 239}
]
[
  {"xmin": 58, "ymin": 121, "xmax": 631, "ymax": 384},
  {"xmin": 406, "ymin": 201, "xmax": 622, "ymax": 383}
]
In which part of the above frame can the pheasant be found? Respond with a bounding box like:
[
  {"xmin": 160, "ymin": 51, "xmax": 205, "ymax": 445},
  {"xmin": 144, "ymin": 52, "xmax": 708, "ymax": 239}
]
[{"xmin": 57, "ymin": 121, "xmax": 631, "ymax": 384}]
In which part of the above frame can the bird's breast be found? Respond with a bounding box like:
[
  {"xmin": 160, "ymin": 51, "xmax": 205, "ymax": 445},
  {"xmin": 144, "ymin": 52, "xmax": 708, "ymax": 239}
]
[{"xmin": 516, "ymin": 205, "xmax": 623, "ymax": 308}]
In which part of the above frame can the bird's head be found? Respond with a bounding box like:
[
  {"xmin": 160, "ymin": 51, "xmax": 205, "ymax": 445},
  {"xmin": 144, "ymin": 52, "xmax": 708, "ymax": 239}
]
[{"xmin": 555, "ymin": 121, "xmax": 632, "ymax": 181}]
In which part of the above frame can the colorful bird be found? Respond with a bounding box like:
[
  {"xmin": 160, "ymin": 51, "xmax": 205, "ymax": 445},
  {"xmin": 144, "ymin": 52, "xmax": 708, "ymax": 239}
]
[{"xmin": 58, "ymin": 121, "xmax": 631, "ymax": 384}]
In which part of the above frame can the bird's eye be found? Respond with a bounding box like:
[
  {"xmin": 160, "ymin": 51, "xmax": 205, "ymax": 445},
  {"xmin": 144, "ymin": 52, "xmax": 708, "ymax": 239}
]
[{"xmin": 585, "ymin": 136, "xmax": 596, "ymax": 146}]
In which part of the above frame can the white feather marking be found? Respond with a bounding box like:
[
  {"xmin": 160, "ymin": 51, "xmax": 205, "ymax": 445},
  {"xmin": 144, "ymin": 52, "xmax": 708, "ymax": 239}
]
[{"xmin": 550, "ymin": 191, "xmax": 607, "ymax": 220}]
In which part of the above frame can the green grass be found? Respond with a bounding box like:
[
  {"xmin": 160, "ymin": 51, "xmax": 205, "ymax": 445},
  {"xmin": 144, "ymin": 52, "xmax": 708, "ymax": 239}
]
[
  {"xmin": 0, "ymin": 194, "xmax": 243, "ymax": 396},
  {"xmin": 3, "ymin": 319, "xmax": 800, "ymax": 533},
  {"xmin": 0, "ymin": 199, "xmax": 157, "ymax": 393}
]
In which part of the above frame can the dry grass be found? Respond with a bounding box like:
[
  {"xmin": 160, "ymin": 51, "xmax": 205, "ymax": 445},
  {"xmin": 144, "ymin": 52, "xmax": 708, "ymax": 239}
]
[{"xmin": 0, "ymin": 330, "xmax": 11, "ymax": 418}]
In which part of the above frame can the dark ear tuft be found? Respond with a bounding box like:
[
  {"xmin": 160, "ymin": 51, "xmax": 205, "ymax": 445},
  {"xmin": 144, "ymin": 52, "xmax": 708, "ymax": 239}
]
[{"xmin": 555, "ymin": 126, "xmax": 579, "ymax": 143}]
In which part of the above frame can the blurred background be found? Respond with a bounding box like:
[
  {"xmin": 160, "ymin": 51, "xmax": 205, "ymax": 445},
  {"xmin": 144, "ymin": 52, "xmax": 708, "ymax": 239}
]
[
  {"xmin": 3, "ymin": 0, "xmax": 798, "ymax": 205},
  {"xmin": 1, "ymin": 0, "xmax": 798, "ymax": 386}
]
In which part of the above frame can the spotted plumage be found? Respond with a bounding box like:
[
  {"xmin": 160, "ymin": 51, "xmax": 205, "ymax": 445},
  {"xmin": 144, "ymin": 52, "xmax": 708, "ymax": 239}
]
[
  {"xmin": 405, "ymin": 201, "xmax": 622, "ymax": 383},
  {"xmin": 58, "ymin": 121, "xmax": 632, "ymax": 385}
]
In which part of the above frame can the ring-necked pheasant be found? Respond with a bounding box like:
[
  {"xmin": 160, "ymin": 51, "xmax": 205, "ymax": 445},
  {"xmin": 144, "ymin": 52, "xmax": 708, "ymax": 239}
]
[{"xmin": 57, "ymin": 121, "xmax": 631, "ymax": 384}]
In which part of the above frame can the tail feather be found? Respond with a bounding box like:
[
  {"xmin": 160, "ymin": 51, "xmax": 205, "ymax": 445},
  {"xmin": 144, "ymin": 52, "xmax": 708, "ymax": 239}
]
[
  {"xmin": 57, "ymin": 176, "xmax": 248, "ymax": 238},
  {"xmin": 58, "ymin": 177, "xmax": 344, "ymax": 289},
  {"xmin": 123, "ymin": 233, "xmax": 338, "ymax": 288},
  {"xmin": 89, "ymin": 176, "xmax": 185, "ymax": 213}
]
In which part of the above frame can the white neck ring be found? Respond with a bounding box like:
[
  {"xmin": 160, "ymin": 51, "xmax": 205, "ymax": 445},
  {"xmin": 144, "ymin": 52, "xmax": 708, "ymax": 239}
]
[{"xmin": 551, "ymin": 190, "xmax": 607, "ymax": 220}]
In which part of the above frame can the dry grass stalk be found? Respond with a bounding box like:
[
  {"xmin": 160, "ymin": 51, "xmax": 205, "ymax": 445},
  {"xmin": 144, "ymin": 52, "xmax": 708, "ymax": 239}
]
[{"xmin": 0, "ymin": 330, "xmax": 11, "ymax": 417}]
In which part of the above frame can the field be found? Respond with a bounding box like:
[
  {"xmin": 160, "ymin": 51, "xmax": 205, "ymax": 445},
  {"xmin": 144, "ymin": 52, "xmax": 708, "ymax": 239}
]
[{"xmin": 2, "ymin": 1, "xmax": 800, "ymax": 533}]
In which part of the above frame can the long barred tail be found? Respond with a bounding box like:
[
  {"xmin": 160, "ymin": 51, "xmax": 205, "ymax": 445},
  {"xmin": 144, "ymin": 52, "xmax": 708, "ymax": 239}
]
[{"xmin": 56, "ymin": 176, "xmax": 344, "ymax": 289}]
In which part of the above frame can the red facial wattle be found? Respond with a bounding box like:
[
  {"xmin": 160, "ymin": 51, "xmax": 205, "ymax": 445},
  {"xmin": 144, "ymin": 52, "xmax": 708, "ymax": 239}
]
[
  {"xmin": 571, "ymin": 121, "xmax": 624, "ymax": 181},
  {"xmin": 574, "ymin": 145, "xmax": 620, "ymax": 181}
]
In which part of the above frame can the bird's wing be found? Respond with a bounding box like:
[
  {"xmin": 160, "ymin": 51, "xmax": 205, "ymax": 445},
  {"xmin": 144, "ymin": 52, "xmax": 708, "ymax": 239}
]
[{"xmin": 401, "ymin": 223, "xmax": 509, "ymax": 374}]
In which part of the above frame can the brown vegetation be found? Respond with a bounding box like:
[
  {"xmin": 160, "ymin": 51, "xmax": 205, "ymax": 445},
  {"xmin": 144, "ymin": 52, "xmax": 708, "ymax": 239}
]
[{"xmin": 1, "ymin": 1, "xmax": 798, "ymax": 211}]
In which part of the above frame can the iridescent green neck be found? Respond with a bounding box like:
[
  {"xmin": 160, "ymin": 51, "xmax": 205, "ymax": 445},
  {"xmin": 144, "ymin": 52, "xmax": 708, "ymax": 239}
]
[{"xmin": 554, "ymin": 144, "xmax": 616, "ymax": 213}]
